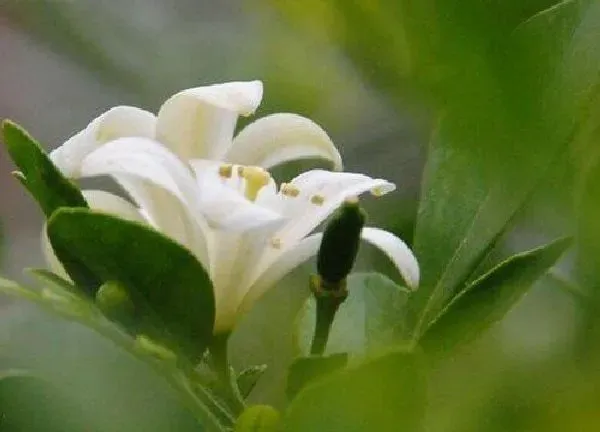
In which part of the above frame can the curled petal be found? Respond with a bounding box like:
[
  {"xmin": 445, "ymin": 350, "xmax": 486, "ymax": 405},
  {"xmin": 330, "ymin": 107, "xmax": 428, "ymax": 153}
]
[
  {"xmin": 156, "ymin": 81, "xmax": 263, "ymax": 161},
  {"xmin": 225, "ymin": 113, "xmax": 343, "ymax": 171},
  {"xmin": 50, "ymin": 106, "xmax": 156, "ymax": 177},
  {"xmin": 361, "ymin": 227, "xmax": 420, "ymax": 290},
  {"xmin": 271, "ymin": 170, "xmax": 395, "ymax": 250}
]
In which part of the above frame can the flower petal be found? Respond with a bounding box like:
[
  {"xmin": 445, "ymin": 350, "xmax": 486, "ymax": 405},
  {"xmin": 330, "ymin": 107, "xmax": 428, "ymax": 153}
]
[
  {"xmin": 80, "ymin": 138, "xmax": 212, "ymax": 267},
  {"xmin": 361, "ymin": 227, "xmax": 420, "ymax": 290},
  {"xmin": 156, "ymin": 81, "xmax": 263, "ymax": 161},
  {"xmin": 271, "ymin": 170, "xmax": 395, "ymax": 250},
  {"xmin": 50, "ymin": 106, "xmax": 156, "ymax": 177},
  {"xmin": 238, "ymin": 233, "xmax": 323, "ymax": 317},
  {"xmin": 81, "ymin": 190, "xmax": 145, "ymax": 223},
  {"xmin": 225, "ymin": 113, "xmax": 343, "ymax": 171}
]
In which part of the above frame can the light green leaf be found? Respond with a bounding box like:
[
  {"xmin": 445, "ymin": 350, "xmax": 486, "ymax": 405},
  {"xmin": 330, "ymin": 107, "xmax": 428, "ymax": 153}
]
[
  {"xmin": 47, "ymin": 208, "xmax": 215, "ymax": 362},
  {"xmin": 284, "ymin": 349, "xmax": 424, "ymax": 432},
  {"xmin": 286, "ymin": 353, "xmax": 348, "ymax": 400},
  {"xmin": 1, "ymin": 120, "xmax": 87, "ymax": 217},
  {"xmin": 420, "ymin": 237, "xmax": 571, "ymax": 357},
  {"xmin": 0, "ymin": 277, "xmax": 231, "ymax": 430},
  {"xmin": 295, "ymin": 273, "xmax": 411, "ymax": 357}
]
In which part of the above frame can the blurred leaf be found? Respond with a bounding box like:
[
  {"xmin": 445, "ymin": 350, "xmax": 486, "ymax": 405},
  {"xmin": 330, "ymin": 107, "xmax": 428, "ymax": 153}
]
[
  {"xmin": 0, "ymin": 370, "xmax": 88, "ymax": 431},
  {"xmin": 0, "ymin": 276, "xmax": 229, "ymax": 429},
  {"xmin": 295, "ymin": 273, "xmax": 411, "ymax": 357},
  {"xmin": 47, "ymin": 208, "xmax": 215, "ymax": 362},
  {"xmin": 420, "ymin": 237, "xmax": 571, "ymax": 357},
  {"xmin": 236, "ymin": 405, "xmax": 282, "ymax": 432},
  {"xmin": 237, "ymin": 364, "xmax": 268, "ymax": 399},
  {"xmin": 286, "ymin": 353, "xmax": 348, "ymax": 400},
  {"xmin": 284, "ymin": 349, "xmax": 424, "ymax": 432},
  {"xmin": 1, "ymin": 120, "xmax": 87, "ymax": 217}
]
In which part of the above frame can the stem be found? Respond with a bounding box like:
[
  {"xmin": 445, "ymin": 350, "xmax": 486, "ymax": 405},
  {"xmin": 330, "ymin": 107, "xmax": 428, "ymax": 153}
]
[
  {"xmin": 309, "ymin": 276, "xmax": 347, "ymax": 356},
  {"xmin": 310, "ymin": 297, "xmax": 340, "ymax": 355},
  {"xmin": 209, "ymin": 333, "xmax": 246, "ymax": 415}
]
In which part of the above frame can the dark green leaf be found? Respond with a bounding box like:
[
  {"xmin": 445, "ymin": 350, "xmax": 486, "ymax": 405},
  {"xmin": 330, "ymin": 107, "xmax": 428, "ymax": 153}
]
[
  {"xmin": 420, "ymin": 237, "xmax": 571, "ymax": 357},
  {"xmin": 286, "ymin": 353, "xmax": 348, "ymax": 400},
  {"xmin": 237, "ymin": 365, "xmax": 268, "ymax": 399},
  {"xmin": 0, "ymin": 370, "xmax": 88, "ymax": 431},
  {"xmin": 284, "ymin": 349, "xmax": 425, "ymax": 432},
  {"xmin": 1, "ymin": 120, "xmax": 87, "ymax": 217},
  {"xmin": 47, "ymin": 208, "xmax": 215, "ymax": 361},
  {"xmin": 296, "ymin": 273, "xmax": 411, "ymax": 357}
]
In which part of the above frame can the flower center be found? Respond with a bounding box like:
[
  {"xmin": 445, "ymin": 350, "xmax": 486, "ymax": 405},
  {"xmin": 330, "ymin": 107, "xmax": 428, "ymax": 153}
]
[{"xmin": 238, "ymin": 166, "xmax": 271, "ymax": 202}]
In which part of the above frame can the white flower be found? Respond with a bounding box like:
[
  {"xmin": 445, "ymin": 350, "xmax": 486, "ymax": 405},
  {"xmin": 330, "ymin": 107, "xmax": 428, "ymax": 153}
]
[{"xmin": 46, "ymin": 81, "xmax": 420, "ymax": 334}]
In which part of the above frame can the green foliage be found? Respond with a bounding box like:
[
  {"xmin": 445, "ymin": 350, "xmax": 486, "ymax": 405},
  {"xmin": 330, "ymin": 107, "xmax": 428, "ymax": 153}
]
[
  {"xmin": 0, "ymin": 370, "xmax": 88, "ymax": 431},
  {"xmin": 236, "ymin": 405, "xmax": 282, "ymax": 432},
  {"xmin": 420, "ymin": 237, "xmax": 571, "ymax": 357},
  {"xmin": 1, "ymin": 120, "xmax": 87, "ymax": 217},
  {"xmin": 236, "ymin": 365, "xmax": 268, "ymax": 399},
  {"xmin": 284, "ymin": 349, "xmax": 424, "ymax": 432},
  {"xmin": 286, "ymin": 353, "xmax": 347, "ymax": 400},
  {"xmin": 47, "ymin": 208, "xmax": 215, "ymax": 362},
  {"xmin": 295, "ymin": 273, "xmax": 411, "ymax": 357}
]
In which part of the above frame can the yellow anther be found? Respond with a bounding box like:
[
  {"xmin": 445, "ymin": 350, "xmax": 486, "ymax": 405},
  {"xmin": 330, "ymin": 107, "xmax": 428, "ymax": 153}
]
[
  {"xmin": 371, "ymin": 186, "xmax": 385, "ymax": 197},
  {"xmin": 270, "ymin": 237, "xmax": 282, "ymax": 249},
  {"xmin": 218, "ymin": 164, "xmax": 233, "ymax": 178},
  {"xmin": 280, "ymin": 183, "xmax": 300, "ymax": 198},
  {"xmin": 311, "ymin": 194, "xmax": 325, "ymax": 206},
  {"xmin": 237, "ymin": 166, "xmax": 245, "ymax": 177},
  {"xmin": 241, "ymin": 166, "xmax": 271, "ymax": 201}
]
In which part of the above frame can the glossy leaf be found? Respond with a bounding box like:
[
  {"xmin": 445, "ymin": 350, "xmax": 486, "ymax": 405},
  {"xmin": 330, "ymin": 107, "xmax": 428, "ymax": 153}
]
[
  {"xmin": 1, "ymin": 120, "xmax": 87, "ymax": 217},
  {"xmin": 295, "ymin": 273, "xmax": 411, "ymax": 357},
  {"xmin": 47, "ymin": 208, "xmax": 215, "ymax": 361},
  {"xmin": 286, "ymin": 353, "xmax": 348, "ymax": 400},
  {"xmin": 420, "ymin": 237, "xmax": 571, "ymax": 357},
  {"xmin": 284, "ymin": 349, "xmax": 424, "ymax": 432}
]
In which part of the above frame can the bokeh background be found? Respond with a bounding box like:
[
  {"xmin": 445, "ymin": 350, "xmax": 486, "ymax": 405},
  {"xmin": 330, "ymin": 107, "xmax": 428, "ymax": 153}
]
[{"xmin": 0, "ymin": 0, "xmax": 599, "ymax": 430}]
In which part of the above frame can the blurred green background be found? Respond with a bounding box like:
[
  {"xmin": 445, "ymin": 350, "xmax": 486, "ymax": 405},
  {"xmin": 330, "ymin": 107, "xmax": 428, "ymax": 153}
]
[{"xmin": 1, "ymin": 0, "xmax": 599, "ymax": 430}]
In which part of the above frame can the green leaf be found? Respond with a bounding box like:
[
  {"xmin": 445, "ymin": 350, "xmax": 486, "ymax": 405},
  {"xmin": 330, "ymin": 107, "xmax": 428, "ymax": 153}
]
[
  {"xmin": 420, "ymin": 237, "xmax": 571, "ymax": 357},
  {"xmin": 236, "ymin": 365, "xmax": 268, "ymax": 399},
  {"xmin": 284, "ymin": 349, "xmax": 425, "ymax": 432},
  {"xmin": 0, "ymin": 370, "xmax": 88, "ymax": 431},
  {"xmin": 47, "ymin": 208, "xmax": 215, "ymax": 361},
  {"xmin": 295, "ymin": 273, "xmax": 411, "ymax": 357},
  {"xmin": 286, "ymin": 353, "xmax": 348, "ymax": 400},
  {"xmin": 1, "ymin": 120, "xmax": 87, "ymax": 217}
]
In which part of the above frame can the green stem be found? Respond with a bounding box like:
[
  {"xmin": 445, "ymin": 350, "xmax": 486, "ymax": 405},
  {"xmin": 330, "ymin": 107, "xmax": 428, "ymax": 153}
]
[
  {"xmin": 209, "ymin": 333, "xmax": 246, "ymax": 415},
  {"xmin": 310, "ymin": 297, "xmax": 340, "ymax": 355}
]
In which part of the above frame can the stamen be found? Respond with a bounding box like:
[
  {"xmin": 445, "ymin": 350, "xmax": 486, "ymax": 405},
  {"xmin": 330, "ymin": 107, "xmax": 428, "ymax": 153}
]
[
  {"xmin": 311, "ymin": 194, "xmax": 325, "ymax": 206},
  {"xmin": 270, "ymin": 237, "xmax": 282, "ymax": 249},
  {"xmin": 240, "ymin": 166, "xmax": 271, "ymax": 201},
  {"xmin": 218, "ymin": 164, "xmax": 233, "ymax": 178},
  {"xmin": 370, "ymin": 186, "xmax": 385, "ymax": 197},
  {"xmin": 280, "ymin": 183, "xmax": 300, "ymax": 198}
]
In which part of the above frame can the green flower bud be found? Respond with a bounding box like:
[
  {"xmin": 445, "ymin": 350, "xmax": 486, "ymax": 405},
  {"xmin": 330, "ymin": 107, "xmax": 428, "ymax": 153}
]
[
  {"xmin": 235, "ymin": 405, "xmax": 282, "ymax": 432},
  {"xmin": 317, "ymin": 198, "xmax": 366, "ymax": 286},
  {"xmin": 95, "ymin": 281, "xmax": 135, "ymax": 324}
]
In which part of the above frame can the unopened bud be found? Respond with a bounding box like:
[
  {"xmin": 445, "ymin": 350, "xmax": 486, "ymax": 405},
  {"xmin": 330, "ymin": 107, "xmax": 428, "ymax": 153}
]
[
  {"xmin": 317, "ymin": 198, "xmax": 366, "ymax": 286},
  {"xmin": 235, "ymin": 405, "xmax": 282, "ymax": 432},
  {"xmin": 95, "ymin": 281, "xmax": 135, "ymax": 324}
]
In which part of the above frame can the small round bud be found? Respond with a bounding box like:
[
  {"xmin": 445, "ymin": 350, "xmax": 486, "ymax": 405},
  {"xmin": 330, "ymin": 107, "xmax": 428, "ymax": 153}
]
[
  {"xmin": 317, "ymin": 198, "xmax": 366, "ymax": 286},
  {"xmin": 235, "ymin": 405, "xmax": 282, "ymax": 432},
  {"xmin": 95, "ymin": 281, "xmax": 135, "ymax": 324}
]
